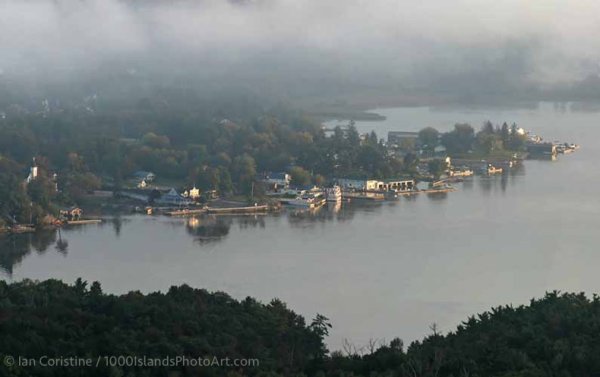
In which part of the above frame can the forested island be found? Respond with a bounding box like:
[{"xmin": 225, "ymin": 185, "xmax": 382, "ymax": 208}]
[
  {"xmin": 0, "ymin": 279, "xmax": 598, "ymax": 377},
  {"xmin": 0, "ymin": 93, "xmax": 535, "ymax": 229}
]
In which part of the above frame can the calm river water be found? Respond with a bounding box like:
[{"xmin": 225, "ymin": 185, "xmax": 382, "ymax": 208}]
[{"xmin": 2, "ymin": 102, "xmax": 599, "ymax": 350}]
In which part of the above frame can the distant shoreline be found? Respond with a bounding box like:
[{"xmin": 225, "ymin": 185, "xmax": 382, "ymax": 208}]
[
  {"xmin": 302, "ymin": 96, "xmax": 600, "ymax": 124},
  {"xmin": 307, "ymin": 109, "xmax": 386, "ymax": 123}
]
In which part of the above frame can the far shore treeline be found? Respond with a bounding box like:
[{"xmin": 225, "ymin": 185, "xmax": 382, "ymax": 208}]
[
  {"xmin": 0, "ymin": 95, "xmax": 527, "ymax": 227},
  {"xmin": 0, "ymin": 279, "xmax": 599, "ymax": 377}
]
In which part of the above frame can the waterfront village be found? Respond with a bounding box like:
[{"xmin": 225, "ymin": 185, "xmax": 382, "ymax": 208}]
[{"xmin": 0, "ymin": 122, "xmax": 579, "ymax": 234}]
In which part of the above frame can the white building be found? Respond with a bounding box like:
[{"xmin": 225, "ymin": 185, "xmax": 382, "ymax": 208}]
[
  {"xmin": 337, "ymin": 178, "xmax": 415, "ymax": 192},
  {"xmin": 25, "ymin": 158, "xmax": 38, "ymax": 184},
  {"xmin": 183, "ymin": 186, "xmax": 201, "ymax": 199},
  {"xmin": 261, "ymin": 172, "xmax": 291, "ymax": 189}
]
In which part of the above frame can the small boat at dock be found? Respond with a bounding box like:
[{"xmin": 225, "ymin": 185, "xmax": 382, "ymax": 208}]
[
  {"xmin": 325, "ymin": 185, "xmax": 342, "ymax": 202},
  {"xmin": 282, "ymin": 192, "xmax": 326, "ymax": 208},
  {"xmin": 342, "ymin": 191, "xmax": 385, "ymax": 201},
  {"xmin": 480, "ymin": 164, "xmax": 503, "ymax": 175},
  {"xmin": 449, "ymin": 167, "xmax": 474, "ymax": 177}
]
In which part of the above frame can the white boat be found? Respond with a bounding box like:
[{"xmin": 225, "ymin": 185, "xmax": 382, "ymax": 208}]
[
  {"xmin": 450, "ymin": 168, "xmax": 474, "ymax": 177},
  {"xmin": 283, "ymin": 193, "xmax": 326, "ymax": 208},
  {"xmin": 482, "ymin": 164, "xmax": 503, "ymax": 174},
  {"xmin": 325, "ymin": 185, "xmax": 342, "ymax": 202}
]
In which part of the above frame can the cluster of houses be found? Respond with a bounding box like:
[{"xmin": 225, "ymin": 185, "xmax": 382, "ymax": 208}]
[
  {"xmin": 24, "ymin": 158, "xmax": 59, "ymax": 192},
  {"xmin": 526, "ymin": 140, "xmax": 579, "ymax": 157},
  {"xmin": 133, "ymin": 170, "xmax": 156, "ymax": 188},
  {"xmin": 258, "ymin": 171, "xmax": 416, "ymax": 194},
  {"xmin": 387, "ymin": 131, "xmax": 447, "ymax": 156},
  {"xmin": 336, "ymin": 178, "xmax": 415, "ymax": 192},
  {"xmin": 119, "ymin": 170, "xmax": 209, "ymax": 206},
  {"xmin": 259, "ymin": 172, "xmax": 292, "ymax": 191},
  {"xmin": 126, "ymin": 169, "xmax": 227, "ymax": 206}
]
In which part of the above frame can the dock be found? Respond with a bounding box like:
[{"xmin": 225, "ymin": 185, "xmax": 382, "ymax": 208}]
[
  {"xmin": 342, "ymin": 192, "xmax": 385, "ymax": 201},
  {"xmin": 1, "ymin": 226, "xmax": 36, "ymax": 234},
  {"xmin": 164, "ymin": 208, "xmax": 207, "ymax": 216},
  {"xmin": 206, "ymin": 205, "xmax": 269, "ymax": 214},
  {"xmin": 66, "ymin": 219, "xmax": 103, "ymax": 225},
  {"xmin": 397, "ymin": 187, "xmax": 457, "ymax": 196}
]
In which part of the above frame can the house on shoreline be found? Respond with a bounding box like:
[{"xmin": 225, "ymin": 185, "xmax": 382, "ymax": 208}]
[
  {"xmin": 337, "ymin": 178, "xmax": 415, "ymax": 192},
  {"xmin": 155, "ymin": 188, "xmax": 193, "ymax": 206},
  {"xmin": 259, "ymin": 172, "xmax": 292, "ymax": 190}
]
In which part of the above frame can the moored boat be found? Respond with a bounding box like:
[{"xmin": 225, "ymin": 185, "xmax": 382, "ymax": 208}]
[
  {"xmin": 325, "ymin": 185, "xmax": 342, "ymax": 202},
  {"xmin": 480, "ymin": 163, "xmax": 503, "ymax": 175},
  {"xmin": 282, "ymin": 192, "xmax": 326, "ymax": 208}
]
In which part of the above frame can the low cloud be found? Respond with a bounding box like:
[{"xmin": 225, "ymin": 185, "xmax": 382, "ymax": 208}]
[{"xmin": 1, "ymin": 0, "xmax": 599, "ymax": 102}]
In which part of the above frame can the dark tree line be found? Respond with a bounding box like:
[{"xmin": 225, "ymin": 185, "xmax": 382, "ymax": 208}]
[
  {"xmin": 0, "ymin": 100, "xmax": 407, "ymax": 223},
  {"xmin": 418, "ymin": 121, "xmax": 528, "ymax": 157},
  {"xmin": 0, "ymin": 279, "xmax": 327, "ymax": 377},
  {"xmin": 0, "ymin": 280, "xmax": 599, "ymax": 377}
]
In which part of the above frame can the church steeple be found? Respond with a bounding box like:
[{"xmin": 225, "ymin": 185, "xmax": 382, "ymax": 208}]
[{"xmin": 26, "ymin": 157, "xmax": 38, "ymax": 184}]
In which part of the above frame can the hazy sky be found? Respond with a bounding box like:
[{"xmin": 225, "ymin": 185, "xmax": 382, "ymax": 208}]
[{"xmin": 1, "ymin": 0, "xmax": 600, "ymax": 101}]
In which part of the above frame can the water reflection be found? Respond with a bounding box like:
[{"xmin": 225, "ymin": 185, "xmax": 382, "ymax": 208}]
[
  {"xmin": 94, "ymin": 216, "xmax": 131, "ymax": 238},
  {"xmin": 0, "ymin": 230, "xmax": 64, "ymax": 275},
  {"xmin": 426, "ymin": 192, "xmax": 448, "ymax": 200},
  {"xmin": 0, "ymin": 164, "xmax": 543, "ymax": 276},
  {"xmin": 237, "ymin": 215, "xmax": 267, "ymax": 233},
  {"xmin": 185, "ymin": 216, "xmax": 231, "ymax": 243},
  {"xmin": 475, "ymin": 166, "xmax": 525, "ymax": 195},
  {"xmin": 55, "ymin": 228, "xmax": 69, "ymax": 254},
  {"xmin": 287, "ymin": 202, "xmax": 358, "ymax": 227}
]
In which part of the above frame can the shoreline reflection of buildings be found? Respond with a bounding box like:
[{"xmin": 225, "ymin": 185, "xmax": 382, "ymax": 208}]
[{"xmin": 185, "ymin": 216, "xmax": 230, "ymax": 243}]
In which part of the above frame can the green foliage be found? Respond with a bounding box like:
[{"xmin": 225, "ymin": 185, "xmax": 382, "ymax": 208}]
[
  {"xmin": 0, "ymin": 101, "xmax": 528, "ymax": 223},
  {"xmin": 0, "ymin": 279, "xmax": 326, "ymax": 377},
  {"xmin": 427, "ymin": 159, "xmax": 447, "ymax": 180},
  {"xmin": 508, "ymin": 123, "xmax": 528, "ymax": 151},
  {"xmin": 58, "ymin": 152, "xmax": 102, "ymax": 202},
  {"xmin": 441, "ymin": 123, "xmax": 475, "ymax": 155},
  {"xmin": 142, "ymin": 132, "xmax": 171, "ymax": 149},
  {"xmin": 1, "ymin": 281, "xmax": 598, "ymax": 377},
  {"xmin": 289, "ymin": 166, "xmax": 312, "ymax": 187},
  {"xmin": 0, "ymin": 91, "xmax": 421, "ymax": 222},
  {"xmin": 232, "ymin": 154, "xmax": 257, "ymax": 194},
  {"xmin": 321, "ymin": 291, "xmax": 600, "ymax": 377},
  {"xmin": 439, "ymin": 121, "xmax": 527, "ymax": 157},
  {"xmin": 418, "ymin": 127, "xmax": 440, "ymax": 154},
  {"xmin": 0, "ymin": 158, "xmax": 30, "ymax": 223},
  {"xmin": 402, "ymin": 152, "xmax": 419, "ymax": 175}
]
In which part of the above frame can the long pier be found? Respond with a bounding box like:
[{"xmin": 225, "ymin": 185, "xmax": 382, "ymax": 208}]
[
  {"xmin": 343, "ymin": 187, "xmax": 456, "ymax": 201},
  {"xmin": 164, "ymin": 208, "xmax": 207, "ymax": 216},
  {"xmin": 0, "ymin": 226, "xmax": 36, "ymax": 234},
  {"xmin": 206, "ymin": 205, "xmax": 269, "ymax": 214},
  {"xmin": 66, "ymin": 219, "xmax": 103, "ymax": 225},
  {"xmin": 397, "ymin": 188, "xmax": 456, "ymax": 196}
]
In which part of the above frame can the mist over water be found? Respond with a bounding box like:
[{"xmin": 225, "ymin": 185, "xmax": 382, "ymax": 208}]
[{"xmin": 3, "ymin": 0, "xmax": 600, "ymax": 103}]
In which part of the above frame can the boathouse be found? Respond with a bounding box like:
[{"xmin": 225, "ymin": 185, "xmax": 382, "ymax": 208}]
[
  {"xmin": 527, "ymin": 142, "xmax": 556, "ymax": 156},
  {"xmin": 259, "ymin": 172, "xmax": 291, "ymax": 189},
  {"xmin": 156, "ymin": 188, "xmax": 193, "ymax": 206},
  {"xmin": 337, "ymin": 178, "xmax": 415, "ymax": 192}
]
